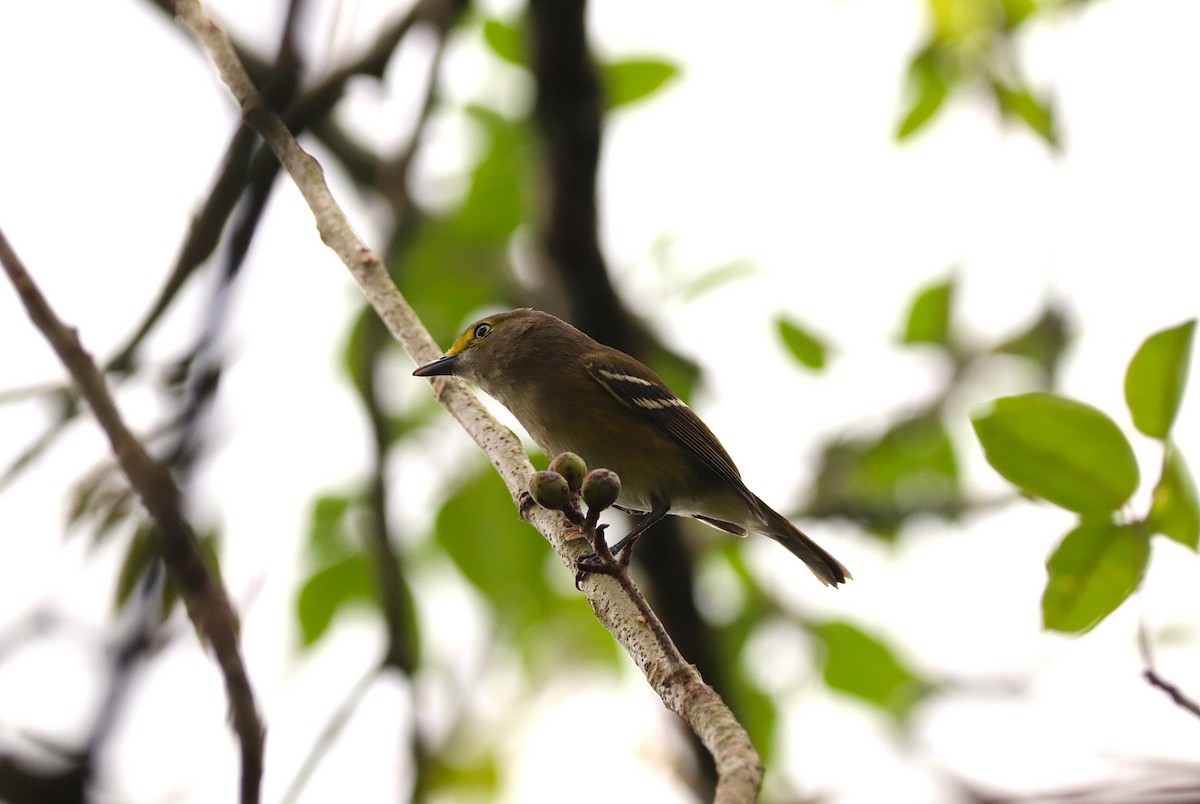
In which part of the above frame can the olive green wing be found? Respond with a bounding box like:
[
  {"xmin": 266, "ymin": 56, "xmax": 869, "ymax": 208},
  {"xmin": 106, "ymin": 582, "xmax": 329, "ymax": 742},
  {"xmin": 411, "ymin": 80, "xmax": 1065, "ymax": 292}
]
[{"xmin": 584, "ymin": 354, "xmax": 761, "ymax": 514}]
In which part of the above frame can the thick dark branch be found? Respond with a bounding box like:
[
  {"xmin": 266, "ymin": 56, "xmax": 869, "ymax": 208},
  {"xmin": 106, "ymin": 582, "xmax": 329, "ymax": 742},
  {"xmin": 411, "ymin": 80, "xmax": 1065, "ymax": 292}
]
[
  {"xmin": 527, "ymin": 1, "xmax": 726, "ymax": 796},
  {"xmin": 527, "ymin": 0, "xmax": 630, "ymax": 348},
  {"xmin": 0, "ymin": 229, "xmax": 264, "ymax": 804}
]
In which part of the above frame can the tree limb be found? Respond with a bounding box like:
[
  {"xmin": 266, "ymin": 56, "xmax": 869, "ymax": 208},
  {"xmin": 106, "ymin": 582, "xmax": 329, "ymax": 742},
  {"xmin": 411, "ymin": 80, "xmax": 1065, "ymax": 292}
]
[
  {"xmin": 0, "ymin": 229, "xmax": 265, "ymax": 804},
  {"xmin": 170, "ymin": 0, "xmax": 763, "ymax": 798}
]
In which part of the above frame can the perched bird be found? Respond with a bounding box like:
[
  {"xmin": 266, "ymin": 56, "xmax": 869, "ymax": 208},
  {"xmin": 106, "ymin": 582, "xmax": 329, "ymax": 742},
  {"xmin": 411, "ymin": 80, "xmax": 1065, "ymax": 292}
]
[{"xmin": 413, "ymin": 308, "xmax": 850, "ymax": 586}]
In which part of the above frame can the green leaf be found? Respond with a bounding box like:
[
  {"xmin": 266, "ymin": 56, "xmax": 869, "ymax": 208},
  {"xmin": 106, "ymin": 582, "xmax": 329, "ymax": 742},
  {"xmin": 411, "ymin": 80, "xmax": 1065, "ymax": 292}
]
[
  {"xmin": 482, "ymin": 18, "xmax": 525, "ymax": 68},
  {"xmin": 994, "ymin": 304, "xmax": 1071, "ymax": 383},
  {"xmin": 811, "ymin": 621, "xmax": 929, "ymax": 718},
  {"xmin": 340, "ymin": 306, "xmax": 375, "ymax": 397},
  {"xmin": 115, "ymin": 527, "xmax": 222, "ymax": 617},
  {"xmin": 435, "ymin": 466, "xmax": 620, "ymax": 675},
  {"xmin": 896, "ymin": 49, "xmax": 949, "ymax": 140},
  {"xmin": 1149, "ymin": 446, "xmax": 1200, "ymax": 549},
  {"xmin": 676, "ymin": 258, "xmax": 756, "ymax": 301},
  {"xmin": 1124, "ymin": 319, "xmax": 1196, "ymax": 440},
  {"xmin": 972, "ymin": 393, "xmax": 1139, "ymax": 513},
  {"xmin": 307, "ymin": 493, "xmax": 354, "ymax": 564},
  {"xmin": 1042, "ymin": 519, "xmax": 1149, "ymax": 633},
  {"xmin": 603, "ymin": 59, "xmax": 680, "ymax": 110},
  {"xmin": 808, "ymin": 412, "xmax": 962, "ymax": 540},
  {"xmin": 425, "ymin": 753, "xmax": 499, "ymax": 798},
  {"xmin": 901, "ymin": 278, "xmax": 954, "ymax": 346},
  {"xmin": 400, "ymin": 105, "xmax": 527, "ymax": 338},
  {"xmin": 998, "ymin": 0, "xmax": 1039, "ymax": 28},
  {"xmin": 436, "ymin": 468, "xmax": 546, "ymax": 622},
  {"xmin": 776, "ymin": 315, "xmax": 829, "ymax": 371},
  {"xmin": 993, "ymin": 80, "xmax": 1059, "ymax": 148},
  {"xmin": 297, "ymin": 554, "xmax": 374, "ymax": 646},
  {"xmin": 114, "ymin": 525, "xmax": 160, "ymax": 611}
]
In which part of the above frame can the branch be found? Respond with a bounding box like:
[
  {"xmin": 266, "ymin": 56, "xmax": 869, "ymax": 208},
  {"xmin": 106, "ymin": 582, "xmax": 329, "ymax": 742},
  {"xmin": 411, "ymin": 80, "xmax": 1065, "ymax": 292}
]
[
  {"xmin": 1139, "ymin": 622, "xmax": 1200, "ymax": 721},
  {"xmin": 170, "ymin": 1, "xmax": 763, "ymax": 798},
  {"xmin": 0, "ymin": 230, "xmax": 265, "ymax": 804}
]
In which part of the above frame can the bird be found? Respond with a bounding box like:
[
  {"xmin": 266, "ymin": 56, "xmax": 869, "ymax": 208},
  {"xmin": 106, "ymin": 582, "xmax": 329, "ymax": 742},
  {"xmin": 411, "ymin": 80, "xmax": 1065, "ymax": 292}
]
[{"xmin": 413, "ymin": 308, "xmax": 850, "ymax": 586}]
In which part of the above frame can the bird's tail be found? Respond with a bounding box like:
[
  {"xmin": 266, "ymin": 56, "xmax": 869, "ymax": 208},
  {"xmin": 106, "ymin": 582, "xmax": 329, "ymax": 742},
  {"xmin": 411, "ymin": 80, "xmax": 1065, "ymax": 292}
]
[{"xmin": 756, "ymin": 499, "xmax": 851, "ymax": 587}]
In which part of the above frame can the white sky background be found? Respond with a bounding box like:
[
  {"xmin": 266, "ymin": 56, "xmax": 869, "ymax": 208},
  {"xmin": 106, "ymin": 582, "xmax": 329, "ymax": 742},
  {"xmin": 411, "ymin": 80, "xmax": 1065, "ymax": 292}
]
[{"xmin": 1, "ymin": 0, "xmax": 1199, "ymax": 802}]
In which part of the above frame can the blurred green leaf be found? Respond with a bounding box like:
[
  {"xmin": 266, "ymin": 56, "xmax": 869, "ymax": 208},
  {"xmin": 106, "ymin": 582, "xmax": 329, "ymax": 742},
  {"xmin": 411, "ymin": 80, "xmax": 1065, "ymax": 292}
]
[
  {"xmin": 730, "ymin": 673, "xmax": 778, "ymax": 762},
  {"xmin": 115, "ymin": 526, "xmax": 222, "ymax": 617},
  {"xmin": 435, "ymin": 467, "xmax": 620, "ymax": 673},
  {"xmin": 308, "ymin": 493, "xmax": 354, "ymax": 564},
  {"xmin": 456, "ymin": 106, "xmax": 529, "ymax": 240},
  {"xmin": 776, "ymin": 315, "xmax": 829, "ymax": 371},
  {"xmin": 972, "ymin": 393, "xmax": 1138, "ymax": 513},
  {"xmin": 425, "ymin": 753, "xmax": 499, "ymax": 799},
  {"xmin": 928, "ymin": 0, "xmax": 993, "ymax": 40},
  {"xmin": 897, "ymin": 47, "xmax": 949, "ymax": 140},
  {"xmin": 992, "ymin": 80, "xmax": 1059, "ymax": 148},
  {"xmin": 676, "ymin": 258, "xmax": 756, "ymax": 301},
  {"xmin": 901, "ymin": 277, "xmax": 954, "ymax": 346},
  {"xmin": 1149, "ymin": 446, "xmax": 1199, "ymax": 549},
  {"xmin": 297, "ymin": 554, "xmax": 374, "ymax": 646},
  {"xmin": 482, "ymin": 18, "xmax": 525, "ymax": 67},
  {"xmin": 340, "ymin": 306, "xmax": 375, "ymax": 397},
  {"xmin": 436, "ymin": 468, "xmax": 547, "ymax": 622},
  {"xmin": 66, "ymin": 468, "xmax": 110, "ymax": 528},
  {"xmin": 66, "ymin": 468, "xmax": 137, "ymax": 550},
  {"xmin": 401, "ymin": 106, "xmax": 527, "ymax": 338},
  {"xmin": 298, "ymin": 493, "xmax": 385, "ymax": 649},
  {"xmin": 114, "ymin": 524, "xmax": 159, "ymax": 611},
  {"xmin": 998, "ymin": 0, "xmax": 1039, "ymax": 27},
  {"xmin": 708, "ymin": 546, "xmax": 779, "ymax": 761},
  {"xmin": 1042, "ymin": 519, "xmax": 1149, "ymax": 633},
  {"xmin": 603, "ymin": 58, "xmax": 680, "ymax": 110},
  {"xmin": 1124, "ymin": 319, "xmax": 1195, "ymax": 440},
  {"xmin": 811, "ymin": 621, "xmax": 929, "ymax": 718},
  {"xmin": 994, "ymin": 304, "xmax": 1072, "ymax": 384},
  {"xmin": 808, "ymin": 412, "xmax": 962, "ymax": 539}
]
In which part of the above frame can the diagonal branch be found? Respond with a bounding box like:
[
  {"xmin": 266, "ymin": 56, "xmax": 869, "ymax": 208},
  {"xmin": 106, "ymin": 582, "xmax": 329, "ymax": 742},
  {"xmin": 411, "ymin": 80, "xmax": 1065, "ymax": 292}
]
[
  {"xmin": 0, "ymin": 229, "xmax": 265, "ymax": 804},
  {"xmin": 170, "ymin": 0, "xmax": 763, "ymax": 799},
  {"xmin": 1139, "ymin": 621, "xmax": 1200, "ymax": 721}
]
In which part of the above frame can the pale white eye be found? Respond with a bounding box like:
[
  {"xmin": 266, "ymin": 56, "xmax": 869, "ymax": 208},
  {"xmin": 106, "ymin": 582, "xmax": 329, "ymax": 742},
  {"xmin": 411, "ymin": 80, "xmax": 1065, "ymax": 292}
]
[{"xmin": 474, "ymin": 322, "xmax": 493, "ymax": 339}]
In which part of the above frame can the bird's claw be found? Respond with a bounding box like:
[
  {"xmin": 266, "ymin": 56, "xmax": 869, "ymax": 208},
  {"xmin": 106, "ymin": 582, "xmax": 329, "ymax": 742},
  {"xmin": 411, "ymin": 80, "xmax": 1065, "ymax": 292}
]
[{"xmin": 518, "ymin": 490, "xmax": 536, "ymax": 518}]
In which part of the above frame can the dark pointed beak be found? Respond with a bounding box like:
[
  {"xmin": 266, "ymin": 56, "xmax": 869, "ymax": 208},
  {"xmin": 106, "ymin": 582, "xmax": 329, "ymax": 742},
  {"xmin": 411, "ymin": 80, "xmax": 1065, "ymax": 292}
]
[{"xmin": 413, "ymin": 353, "xmax": 460, "ymax": 377}]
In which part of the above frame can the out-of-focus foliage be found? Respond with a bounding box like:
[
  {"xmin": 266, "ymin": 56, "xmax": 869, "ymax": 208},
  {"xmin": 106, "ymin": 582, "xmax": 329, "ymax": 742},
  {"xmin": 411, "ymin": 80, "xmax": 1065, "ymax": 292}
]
[
  {"xmin": 803, "ymin": 274, "xmax": 1072, "ymax": 540},
  {"xmin": 776, "ymin": 314, "xmax": 830, "ymax": 371},
  {"xmin": 603, "ymin": 59, "xmax": 682, "ymax": 110},
  {"xmin": 434, "ymin": 465, "xmax": 621, "ymax": 674},
  {"xmin": 811, "ymin": 620, "xmax": 931, "ymax": 720},
  {"xmin": 897, "ymin": 0, "xmax": 1100, "ymax": 146},
  {"xmin": 972, "ymin": 320, "xmax": 1198, "ymax": 633},
  {"xmin": 808, "ymin": 412, "xmax": 962, "ymax": 540},
  {"xmin": 297, "ymin": 494, "xmax": 376, "ymax": 646},
  {"xmin": 1150, "ymin": 446, "xmax": 1200, "ymax": 550},
  {"xmin": 10, "ymin": 3, "xmax": 1196, "ymax": 802},
  {"xmin": 900, "ymin": 278, "xmax": 954, "ymax": 347},
  {"xmin": 480, "ymin": 14, "xmax": 681, "ymax": 112}
]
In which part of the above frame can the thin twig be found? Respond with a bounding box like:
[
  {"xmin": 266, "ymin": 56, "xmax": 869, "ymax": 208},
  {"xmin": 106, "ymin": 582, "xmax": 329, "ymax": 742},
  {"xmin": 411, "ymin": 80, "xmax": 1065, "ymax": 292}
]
[
  {"xmin": 1139, "ymin": 621, "xmax": 1200, "ymax": 721},
  {"xmin": 279, "ymin": 662, "xmax": 382, "ymax": 804},
  {"xmin": 170, "ymin": 1, "xmax": 763, "ymax": 798},
  {"xmin": 0, "ymin": 228, "xmax": 265, "ymax": 804}
]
